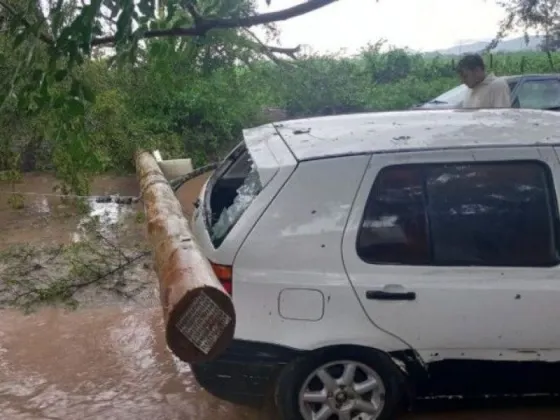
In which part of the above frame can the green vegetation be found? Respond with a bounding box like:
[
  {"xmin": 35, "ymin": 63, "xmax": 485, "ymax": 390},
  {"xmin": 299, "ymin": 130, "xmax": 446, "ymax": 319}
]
[
  {"xmin": 4, "ymin": 46, "xmax": 560, "ymax": 172},
  {"xmin": 0, "ymin": 0, "xmax": 559, "ymax": 196},
  {"xmin": 3, "ymin": 47, "xmax": 559, "ymax": 178}
]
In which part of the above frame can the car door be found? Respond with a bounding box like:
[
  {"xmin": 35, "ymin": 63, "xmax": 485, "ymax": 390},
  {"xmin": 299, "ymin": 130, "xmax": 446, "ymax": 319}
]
[
  {"xmin": 511, "ymin": 75, "xmax": 560, "ymax": 109},
  {"xmin": 342, "ymin": 146, "xmax": 560, "ymax": 371}
]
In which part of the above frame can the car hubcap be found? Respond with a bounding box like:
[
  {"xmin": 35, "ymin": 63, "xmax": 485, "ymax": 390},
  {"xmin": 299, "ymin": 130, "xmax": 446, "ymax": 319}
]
[{"xmin": 298, "ymin": 360, "xmax": 386, "ymax": 420}]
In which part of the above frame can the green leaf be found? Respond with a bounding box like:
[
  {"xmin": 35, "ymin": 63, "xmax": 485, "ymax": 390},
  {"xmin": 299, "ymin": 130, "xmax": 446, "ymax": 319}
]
[
  {"xmin": 149, "ymin": 42, "xmax": 162, "ymax": 56},
  {"xmin": 36, "ymin": 94, "xmax": 49, "ymax": 108},
  {"xmin": 171, "ymin": 13, "xmax": 192, "ymax": 29},
  {"xmin": 17, "ymin": 93, "xmax": 30, "ymax": 111},
  {"xmin": 53, "ymin": 95, "xmax": 67, "ymax": 109},
  {"xmin": 40, "ymin": 77, "xmax": 49, "ymax": 100},
  {"xmin": 57, "ymin": 27, "xmax": 73, "ymax": 46},
  {"xmin": 12, "ymin": 31, "xmax": 27, "ymax": 49},
  {"xmin": 166, "ymin": 0, "xmax": 177, "ymax": 22},
  {"xmin": 47, "ymin": 47, "xmax": 59, "ymax": 74},
  {"xmin": 31, "ymin": 69, "xmax": 44, "ymax": 83},
  {"xmin": 51, "ymin": 0, "xmax": 65, "ymax": 36},
  {"xmin": 115, "ymin": 0, "xmax": 134, "ymax": 42},
  {"xmin": 28, "ymin": 21, "xmax": 43, "ymax": 37},
  {"xmin": 67, "ymin": 42, "xmax": 83, "ymax": 69},
  {"xmin": 138, "ymin": 0, "xmax": 155, "ymax": 18},
  {"xmin": 81, "ymin": 83, "xmax": 95, "ymax": 103},
  {"xmin": 67, "ymin": 98, "xmax": 85, "ymax": 117},
  {"xmin": 70, "ymin": 79, "xmax": 81, "ymax": 97},
  {"xmin": 55, "ymin": 69, "xmax": 68, "ymax": 82}
]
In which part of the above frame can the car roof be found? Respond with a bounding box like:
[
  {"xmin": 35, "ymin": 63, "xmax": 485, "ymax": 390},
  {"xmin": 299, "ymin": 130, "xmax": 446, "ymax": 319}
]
[
  {"xmin": 269, "ymin": 109, "xmax": 560, "ymax": 161},
  {"xmin": 506, "ymin": 73, "xmax": 560, "ymax": 81}
]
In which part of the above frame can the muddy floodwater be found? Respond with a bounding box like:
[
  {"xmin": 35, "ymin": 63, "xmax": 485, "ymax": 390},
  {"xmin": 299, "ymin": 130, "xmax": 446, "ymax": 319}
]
[{"xmin": 1, "ymin": 173, "xmax": 560, "ymax": 419}]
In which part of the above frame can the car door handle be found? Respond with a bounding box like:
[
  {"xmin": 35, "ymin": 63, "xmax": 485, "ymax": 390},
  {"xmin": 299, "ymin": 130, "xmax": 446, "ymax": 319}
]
[{"xmin": 366, "ymin": 290, "xmax": 416, "ymax": 301}]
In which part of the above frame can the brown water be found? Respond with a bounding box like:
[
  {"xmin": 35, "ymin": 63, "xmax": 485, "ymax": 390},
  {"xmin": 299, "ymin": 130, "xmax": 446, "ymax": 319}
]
[
  {"xmin": 0, "ymin": 173, "xmax": 140, "ymax": 248},
  {"xmin": 0, "ymin": 307, "xmax": 261, "ymax": 420},
  {"xmin": 0, "ymin": 172, "xmax": 209, "ymax": 248},
  {"xmin": 1, "ymin": 173, "xmax": 559, "ymax": 419}
]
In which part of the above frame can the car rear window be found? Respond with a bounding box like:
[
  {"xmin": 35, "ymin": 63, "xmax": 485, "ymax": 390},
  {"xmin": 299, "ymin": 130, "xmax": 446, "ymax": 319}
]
[{"xmin": 204, "ymin": 143, "xmax": 264, "ymax": 248}]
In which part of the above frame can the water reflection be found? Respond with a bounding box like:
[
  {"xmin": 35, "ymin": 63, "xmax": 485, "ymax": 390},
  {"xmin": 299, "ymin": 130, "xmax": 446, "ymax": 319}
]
[
  {"xmin": 30, "ymin": 197, "xmax": 50, "ymax": 215},
  {"xmin": 73, "ymin": 198, "xmax": 136, "ymax": 242},
  {"xmin": 0, "ymin": 307, "xmax": 261, "ymax": 420}
]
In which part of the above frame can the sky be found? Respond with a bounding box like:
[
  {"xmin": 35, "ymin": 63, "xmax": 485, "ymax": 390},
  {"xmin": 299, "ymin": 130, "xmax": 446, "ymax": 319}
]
[{"xmin": 254, "ymin": 0, "xmax": 523, "ymax": 54}]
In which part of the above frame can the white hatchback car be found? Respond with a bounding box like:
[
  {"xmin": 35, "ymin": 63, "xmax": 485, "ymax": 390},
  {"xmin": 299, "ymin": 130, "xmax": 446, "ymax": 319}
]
[{"xmin": 190, "ymin": 109, "xmax": 560, "ymax": 420}]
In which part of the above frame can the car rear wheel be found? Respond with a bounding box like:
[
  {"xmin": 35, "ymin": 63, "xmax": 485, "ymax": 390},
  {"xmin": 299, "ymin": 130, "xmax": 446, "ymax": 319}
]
[{"xmin": 276, "ymin": 349, "xmax": 405, "ymax": 420}]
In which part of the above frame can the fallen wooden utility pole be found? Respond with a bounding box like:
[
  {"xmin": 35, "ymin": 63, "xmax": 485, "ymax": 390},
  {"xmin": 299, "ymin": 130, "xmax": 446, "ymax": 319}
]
[{"xmin": 135, "ymin": 150, "xmax": 235, "ymax": 363}]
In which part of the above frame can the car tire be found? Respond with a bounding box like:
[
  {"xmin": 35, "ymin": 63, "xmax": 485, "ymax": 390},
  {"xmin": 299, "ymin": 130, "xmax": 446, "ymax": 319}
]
[{"xmin": 275, "ymin": 347, "xmax": 406, "ymax": 420}]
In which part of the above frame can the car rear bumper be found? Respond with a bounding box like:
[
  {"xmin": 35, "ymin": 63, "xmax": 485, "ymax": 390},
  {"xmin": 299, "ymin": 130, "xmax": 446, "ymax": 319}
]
[{"xmin": 191, "ymin": 339, "xmax": 302, "ymax": 407}]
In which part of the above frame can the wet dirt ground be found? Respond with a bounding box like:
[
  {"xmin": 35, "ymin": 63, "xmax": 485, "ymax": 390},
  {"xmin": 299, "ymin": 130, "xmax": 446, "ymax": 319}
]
[{"xmin": 1, "ymin": 173, "xmax": 560, "ymax": 419}]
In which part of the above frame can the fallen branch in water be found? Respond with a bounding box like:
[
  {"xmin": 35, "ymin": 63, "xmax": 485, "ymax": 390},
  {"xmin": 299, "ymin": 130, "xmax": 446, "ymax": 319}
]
[{"xmin": 0, "ymin": 221, "xmax": 152, "ymax": 312}]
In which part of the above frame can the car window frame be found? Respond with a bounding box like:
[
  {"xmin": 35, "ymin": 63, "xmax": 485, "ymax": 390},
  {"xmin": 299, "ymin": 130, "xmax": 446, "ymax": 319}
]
[{"xmin": 355, "ymin": 159, "xmax": 560, "ymax": 268}]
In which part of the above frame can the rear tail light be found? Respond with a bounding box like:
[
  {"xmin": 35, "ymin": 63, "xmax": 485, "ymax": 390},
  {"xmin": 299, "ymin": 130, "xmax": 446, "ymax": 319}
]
[{"xmin": 210, "ymin": 262, "xmax": 233, "ymax": 295}]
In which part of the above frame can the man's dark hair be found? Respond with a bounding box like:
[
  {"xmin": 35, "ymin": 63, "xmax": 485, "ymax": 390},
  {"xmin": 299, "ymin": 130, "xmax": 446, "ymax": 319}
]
[{"xmin": 456, "ymin": 54, "xmax": 485, "ymax": 72}]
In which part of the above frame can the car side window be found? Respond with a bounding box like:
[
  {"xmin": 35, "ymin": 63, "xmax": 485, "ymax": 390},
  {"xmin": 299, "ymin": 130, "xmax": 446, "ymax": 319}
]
[
  {"xmin": 357, "ymin": 166, "xmax": 430, "ymax": 264},
  {"xmin": 357, "ymin": 161, "xmax": 559, "ymax": 267},
  {"xmin": 515, "ymin": 79, "xmax": 560, "ymax": 109}
]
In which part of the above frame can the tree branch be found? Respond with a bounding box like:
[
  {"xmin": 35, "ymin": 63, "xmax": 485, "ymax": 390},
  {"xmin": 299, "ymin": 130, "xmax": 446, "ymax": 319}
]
[
  {"xmin": 0, "ymin": 0, "xmax": 54, "ymax": 44},
  {"xmin": 266, "ymin": 44, "xmax": 301, "ymax": 57},
  {"xmin": 243, "ymin": 27, "xmax": 300, "ymax": 61},
  {"xmin": 91, "ymin": 0, "xmax": 337, "ymax": 46},
  {"xmin": 99, "ymin": 9, "xmax": 117, "ymax": 25},
  {"xmin": 183, "ymin": 0, "xmax": 203, "ymax": 26}
]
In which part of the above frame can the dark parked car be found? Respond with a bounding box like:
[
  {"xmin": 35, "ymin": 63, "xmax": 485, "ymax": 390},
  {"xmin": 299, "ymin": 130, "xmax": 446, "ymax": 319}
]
[{"xmin": 416, "ymin": 74, "xmax": 560, "ymax": 110}]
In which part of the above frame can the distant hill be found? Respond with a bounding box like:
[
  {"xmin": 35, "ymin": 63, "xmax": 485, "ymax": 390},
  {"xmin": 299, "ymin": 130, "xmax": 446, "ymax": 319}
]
[{"xmin": 424, "ymin": 35, "xmax": 545, "ymax": 57}]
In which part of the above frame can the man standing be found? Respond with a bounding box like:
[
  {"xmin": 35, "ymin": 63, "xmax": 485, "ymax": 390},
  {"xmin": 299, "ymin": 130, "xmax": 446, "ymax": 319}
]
[{"xmin": 457, "ymin": 54, "xmax": 511, "ymax": 108}]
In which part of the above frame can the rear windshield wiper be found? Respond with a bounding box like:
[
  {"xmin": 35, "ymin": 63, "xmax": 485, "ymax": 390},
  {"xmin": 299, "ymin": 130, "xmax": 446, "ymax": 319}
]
[{"xmin": 427, "ymin": 99, "xmax": 448, "ymax": 105}]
